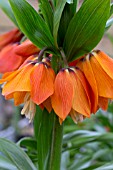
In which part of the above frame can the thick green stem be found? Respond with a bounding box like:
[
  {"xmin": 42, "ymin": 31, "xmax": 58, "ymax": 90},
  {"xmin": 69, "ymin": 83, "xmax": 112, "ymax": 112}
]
[{"xmin": 48, "ymin": 114, "xmax": 63, "ymax": 170}]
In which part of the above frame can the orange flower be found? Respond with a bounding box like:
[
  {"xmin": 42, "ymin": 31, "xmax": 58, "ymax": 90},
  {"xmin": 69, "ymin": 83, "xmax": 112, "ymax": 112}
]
[
  {"xmin": 51, "ymin": 67, "xmax": 91, "ymax": 122},
  {"xmin": 0, "ymin": 44, "xmax": 28, "ymax": 73},
  {"xmin": 0, "ymin": 39, "xmax": 40, "ymax": 73},
  {"xmin": 14, "ymin": 39, "xmax": 40, "ymax": 57},
  {"xmin": 0, "ymin": 28, "xmax": 23, "ymax": 50},
  {"xmin": 0, "ymin": 56, "xmax": 55, "ymax": 120},
  {"xmin": 77, "ymin": 50, "xmax": 113, "ymax": 111}
]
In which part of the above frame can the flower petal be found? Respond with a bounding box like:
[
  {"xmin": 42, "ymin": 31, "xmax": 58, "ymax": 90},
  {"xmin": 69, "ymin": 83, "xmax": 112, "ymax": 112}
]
[
  {"xmin": 51, "ymin": 69, "xmax": 73, "ymax": 120},
  {"xmin": 93, "ymin": 50, "xmax": 113, "ymax": 79},
  {"xmin": 0, "ymin": 28, "xmax": 22, "ymax": 50},
  {"xmin": 0, "ymin": 44, "xmax": 23, "ymax": 73},
  {"xmin": 90, "ymin": 55, "xmax": 113, "ymax": 98},
  {"xmin": 70, "ymin": 69, "xmax": 91, "ymax": 117},
  {"xmin": 14, "ymin": 40, "xmax": 40, "ymax": 57},
  {"xmin": 13, "ymin": 92, "xmax": 27, "ymax": 106},
  {"xmin": 98, "ymin": 96, "xmax": 108, "ymax": 111},
  {"xmin": 81, "ymin": 56, "xmax": 98, "ymax": 113},
  {"xmin": 2, "ymin": 64, "xmax": 33, "ymax": 96},
  {"xmin": 43, "ymin": 97, "xmax": 52, "ymax": 113},
  {"xmin": 31, "ymin": 63, "xmax": 55, "ymax": 104}
]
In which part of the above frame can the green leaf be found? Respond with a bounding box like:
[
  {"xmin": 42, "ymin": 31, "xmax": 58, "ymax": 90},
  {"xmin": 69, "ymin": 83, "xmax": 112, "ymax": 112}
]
[
  {"xmin": 106, "ymin": 18, "xmax": 113, "ymax": 30},
  {"xmin": 63, "ymin": 0, "xmax": 110, "ymax": 61},
  {"xmin": 110, "ymin": 3, "xmax": 113, "ymax": 16},
  {"xmin": 17, "ymin": 137, "xmax": 37, "ymax": 151},
  {"xmin": 39, "ymin": 0, "xmax": 53, "ymax": 34},
  {"xmin": 53, "ymin": 0, "xmax": 67, "ymax": 47},
  {"xmin": 34, "ymin": 107, "xmax": 54, "ymax": 170},
  {"xmin": 9, "ymin": 0, "xmax": 54, "ymax": 49},
  {"xmin": 0, "ymin": 0, "xmax": 18, "ymax": 27},
  {"xmin": 94, "ymin": 162, "xmax": 113, "ymax": 170},
  {"xmin": 17, "ymin": 137, "xmax": 38, "ymax": 163},
  {"xmin": 0, "ymin": 138, "xmax": 37, "ymax": 170},
  {"xmin": 0, "ymin": 155, "xmax": 17, "ymax": 170},
  {"xmin": 58, "ymin": 0, "xmax": 78, "ymax": 46}
]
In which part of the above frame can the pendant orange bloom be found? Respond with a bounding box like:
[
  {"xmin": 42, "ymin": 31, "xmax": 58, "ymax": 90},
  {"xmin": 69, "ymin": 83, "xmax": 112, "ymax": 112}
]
[
  {"xmin": 77, "ymin": 50, "xmax": 113, "ymax": 111},
  {"xmin": 0, "ymin": 56, "xmax": 55, "ymax": 120},
  {"xmin": 51, "ymin": 67, "xmax": 91, "ymax": 122}
]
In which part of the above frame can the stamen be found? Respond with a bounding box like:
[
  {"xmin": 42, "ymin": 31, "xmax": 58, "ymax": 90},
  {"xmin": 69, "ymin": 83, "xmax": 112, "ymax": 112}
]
[{"xmin": 21, "ymin": 93, "xmax": 36, "ymax": 122}]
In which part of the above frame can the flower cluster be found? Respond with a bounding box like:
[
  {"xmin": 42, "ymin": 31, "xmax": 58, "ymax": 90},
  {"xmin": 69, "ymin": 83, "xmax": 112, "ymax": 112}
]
[
  {"xmin": 0, "ymin": 29, "xmax": 39, "ymax": 73},
  {"xmin": 0, "ymin": 29, "xmax": 113, "ymax": 124}
]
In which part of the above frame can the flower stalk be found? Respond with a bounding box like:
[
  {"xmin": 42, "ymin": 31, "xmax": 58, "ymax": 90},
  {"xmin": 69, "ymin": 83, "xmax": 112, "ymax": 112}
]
[{"xmin": 48, "ymin": 113, "xmax": 63, "ymax": 170}]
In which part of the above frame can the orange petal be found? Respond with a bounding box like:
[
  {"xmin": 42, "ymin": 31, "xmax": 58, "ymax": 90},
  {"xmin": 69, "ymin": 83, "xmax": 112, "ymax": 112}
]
[
  {"xmin": 90, "ymin": 55, "xmax": 113, "ymax": 98},
  {"xmin": 70, "ymin": 69, "xmax": 91, "ymax": 117},
  {"xmin": 0, "ymin": 44, "xmax": 23, "ymax": 73},
  {"xmin": 13, "ymin": 92, "xmax": 26, "ymax": 106},
  {"xmin": 51, "ymin": 69, "xmax": 73, "ymax": 120},
  {"xmin": 14, "ymin": 39, "xmax": 40, "ymax": 57},
  {"xmin": 98, "ymin": 96, "xmax": 108, "ymax": 111},
  {"xmin": 2, "ymin": 64, "xmax": 33, "ymax": 96},
  {"xmin": 43, "ymin": 97, "xmax": 52, "ymax": 113},
  {"xmin": 31, "ymin": 63, "xmax": 55, "ymax": 105},
  {"xmin": 93, "ymin": 50, "xmax": 113, "ymax": 79},
  {"xmin": 19, "ymin": 55, "xmax": 36, "ymax": 68},
  {"xmin": 0, "ymin": 69, "xmax": 21, "ymax": 84},
  {"xmin": 4, "ymin": 91, "xmax": 26, "ymax": 105},
  {"xmin": 0, "ymin": 28, "xmax": 23, "ymax": 50},
  {"xmin": 82, "ymin": 55, "xmax": 98, "ymax": 113}
]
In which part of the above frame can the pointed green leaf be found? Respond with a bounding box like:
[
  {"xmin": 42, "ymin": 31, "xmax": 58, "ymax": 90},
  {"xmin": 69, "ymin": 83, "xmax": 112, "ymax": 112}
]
[
  {"xmin": 17, "ymin": 137, "xmax": 37, "ymax": 151},
  {"xmin": 53, "ymin": 0, "xmax": 67, "ymax": 47},
  {"xmin": 63, "ymin": 0, "xmax": 110, "ymax": 61},
  {"xmin": 58, "ymin": 0, "xmax": 78, "ymax": 46},
  {"xmin": 0, "ymin": 138, "xmax": 37, "ymax": 170},
  {"xmin": 39, "ymin": 0, "xmax": 53, "ymax": 33},
  {"xmin": 9, "ymin": 0, "xmax": 54, "ymax": 49},
  {"xmin": 0, "ymin": 0, "xmax": 18, "ymax": 27}
]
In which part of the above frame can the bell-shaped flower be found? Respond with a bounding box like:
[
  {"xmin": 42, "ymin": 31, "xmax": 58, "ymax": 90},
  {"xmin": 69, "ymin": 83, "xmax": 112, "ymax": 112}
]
[
  {"xmin": 77, "ymin": 50, "xmax": 113, "ymax": 111},
  {"xmin": 0, "ymin": 56, "xmax": 55, "ymax": 121},
  {"xmin": 51, "ymin": 67, "xmax": 91, "ymax": 122}
]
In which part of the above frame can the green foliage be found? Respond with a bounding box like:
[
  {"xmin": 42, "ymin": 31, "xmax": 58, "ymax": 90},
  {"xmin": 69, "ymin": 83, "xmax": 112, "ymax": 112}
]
[
  {"xmin": 53, "ymin": 0, "xmax": 67, "ymax": 47},
  {"xmin": 61, "ymin": 103, "xmax": 113, "ymax": 170},
  {"xmin": 39, "ymin": 0, "xmax": 53, "ymax": 34},
  {"xmin": 0, "ymin": 1, "xmax": 113, "ymax": 170},
  {"xmin": 110, "ymin": 3, "xmax": 113, "ymax": 17},
  {"xmin": 9, "ymin": 0, "xmax": 54, "ymax": 49},
  {"xmin": 34, "ymin": 107, "xmax": 54, "ymax": 170},
  {"xmin": 0, "ymin": 138, "xmax": 37, "ymax": 170},
  {"xmin": 58, "ymin": 0, "xmax": 78, "ymax": 46},
  {"xmin": 63, "ymin": 0, "xmax": 110, "ymax": 61},
  {"xmin": 17, "ymin": 137, "xmax": 37, "ymax": 164}
]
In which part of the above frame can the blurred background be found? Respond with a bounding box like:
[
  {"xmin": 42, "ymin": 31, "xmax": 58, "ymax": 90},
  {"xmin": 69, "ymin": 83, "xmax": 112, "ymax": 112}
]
[{"xmin": 1, "ymin": 1, "xmax": 113, "ymax": 169}]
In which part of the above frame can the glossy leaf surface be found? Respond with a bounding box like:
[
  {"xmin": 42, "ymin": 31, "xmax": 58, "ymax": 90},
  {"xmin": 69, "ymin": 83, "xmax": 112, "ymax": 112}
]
[
  {"xmin": 9, "ymin": 0, "xmax": 54, "ymax": 49},
  {"xmin": 64, "ymin": 0, "xmax": 110, "ymax": 61}
]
